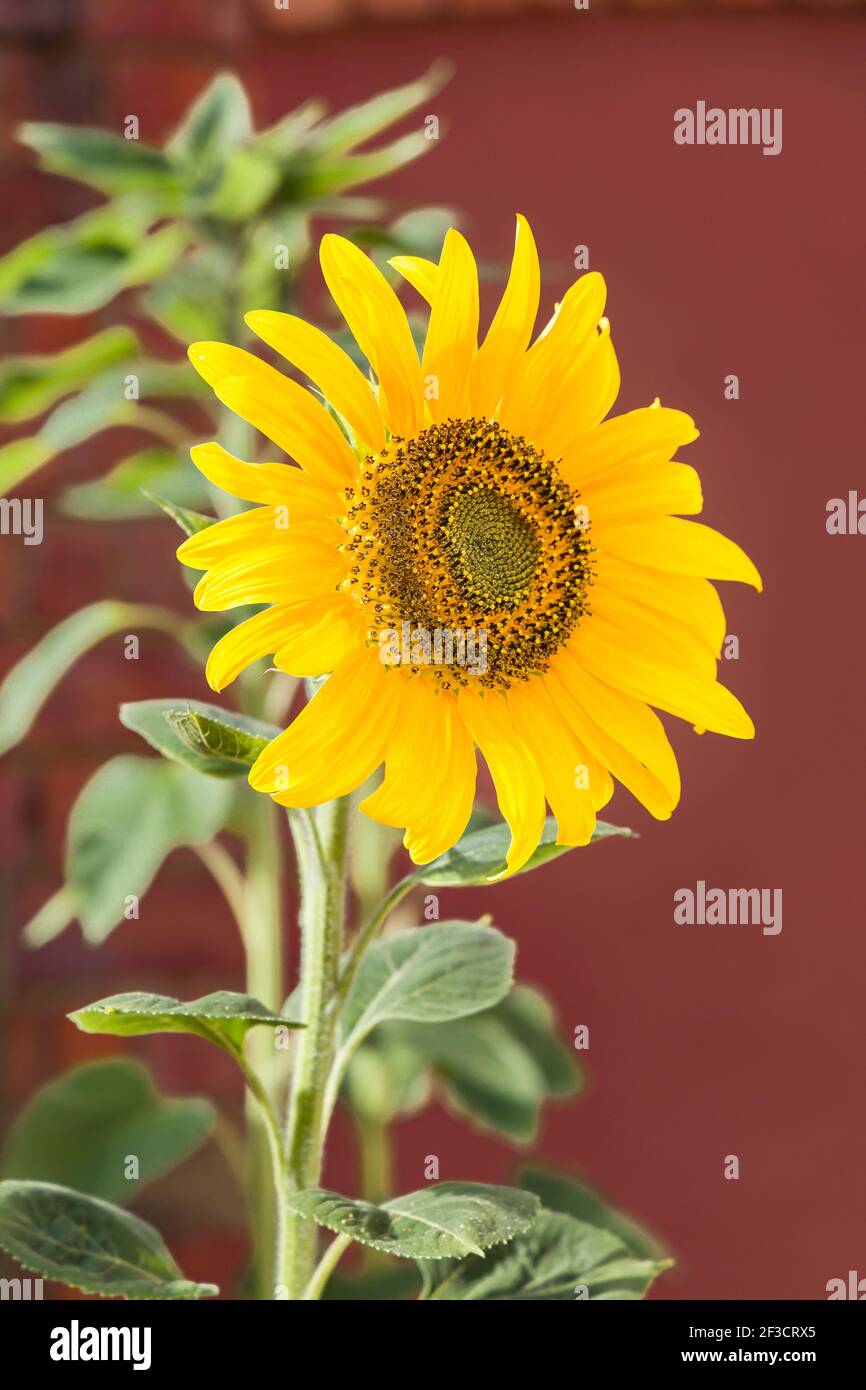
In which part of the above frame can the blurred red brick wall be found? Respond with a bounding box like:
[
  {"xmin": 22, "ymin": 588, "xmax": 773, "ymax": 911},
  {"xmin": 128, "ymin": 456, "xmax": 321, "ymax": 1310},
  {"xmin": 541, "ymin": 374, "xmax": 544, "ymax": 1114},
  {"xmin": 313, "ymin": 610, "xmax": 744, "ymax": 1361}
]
[{"xmin": 2, "ymin": 0, "xmax": 865, "ymax": 1299}]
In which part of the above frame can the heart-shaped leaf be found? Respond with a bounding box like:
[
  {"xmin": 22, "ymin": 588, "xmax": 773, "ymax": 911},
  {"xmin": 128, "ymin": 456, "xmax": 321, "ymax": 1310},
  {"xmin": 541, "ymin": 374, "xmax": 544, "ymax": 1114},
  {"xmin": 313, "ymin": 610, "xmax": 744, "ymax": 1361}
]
[
  {"xmin": 412, "ymin": 815, "xmax": 633, "ymax": 887},
  {"xmin": 395, "ymin": 984, "xmax": 581, "ymax": 1143},
  {"xmin": 1, "ymin": 1060, "xmax": 213, "ymax": 1203},
  {"xmin": 518, "ymin": 1166, "xmax": 667, "ymax": 1262},
  {"xmin": 120, "ymin": 699, "xmax": 278, "ymax": 777},
  {"xmin": 69, "ymin": 990, "xmax": 303, "ymax": 1057},
  {"xmin": 0, "ymin": 1181, "xmax": 218, "ymax": 1299},
  {"xmin": 285, "ymin": 1182, "xmax": 539, "ymax": 1260},
  {"xmin": 66, "ymin": 755, "xmax": 234, "ymax": 941},
  {"xmin": 339, "ymin": 920, "xmax": 514, "ymax": 1053},
  {"xmin": 419, "ymin": 1208, "xmax": 672, "ymax": 1300}
]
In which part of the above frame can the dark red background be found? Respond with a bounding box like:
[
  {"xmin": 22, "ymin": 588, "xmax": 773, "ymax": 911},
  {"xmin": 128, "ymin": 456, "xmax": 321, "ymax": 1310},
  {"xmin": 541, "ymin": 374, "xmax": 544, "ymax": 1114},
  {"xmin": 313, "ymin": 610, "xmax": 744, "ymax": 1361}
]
[{"xmin": 2, "ymin": 1, "xmax": 864, "ymax": 1300}]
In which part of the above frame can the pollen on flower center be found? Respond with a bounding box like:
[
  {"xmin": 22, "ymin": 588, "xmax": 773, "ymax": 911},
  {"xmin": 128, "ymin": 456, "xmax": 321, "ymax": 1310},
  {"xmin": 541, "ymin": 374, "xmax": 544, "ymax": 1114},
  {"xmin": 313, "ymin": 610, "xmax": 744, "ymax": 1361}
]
[{"xmin": 342, "ymin": 417, "xmax": 593, "ymax": 689}]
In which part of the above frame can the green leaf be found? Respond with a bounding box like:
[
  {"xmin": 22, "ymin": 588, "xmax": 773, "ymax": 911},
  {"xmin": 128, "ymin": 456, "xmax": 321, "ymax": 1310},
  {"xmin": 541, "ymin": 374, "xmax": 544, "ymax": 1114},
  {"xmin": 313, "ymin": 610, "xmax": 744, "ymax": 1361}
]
[
  {"xmin": 0, "ymin": 201, "xmax": 185, "ymax": 317},
  {"xmin": 0, "ymin": 1181, "xmax": 217, "ymax": 1299},
  {"xmin": 21, "ymin": 886, "xmax": 77, "ymax": 949},
  {"xmin": 0, "ymin": 436, "xmax": 52, "ymax": 494},
  {"xmin": 60, "ymin": 449, "xmax": 208, "ymax": 520},
  {"xmin": 285, "ymin": 1182, "xmax": 539, "ymax": 1260},
  {"xmin": 204, "ymin": 147, "xmax": 281, "ymax": 222},
  {"xmin": 412, "ymin": 814, "xmax": 634, "ymax": 887},
  {"xmin": 0, "ymin": 327, "xmax": 138, "ymax": 424},
  {"xmin": 141, "ymin": 245, "xmax": 232, "ymax": 345},
  {"xmin": 393, "ymin": 984, "xmax": 580, "ymax": 1143},
  {"xmin": 66, "ymin": 755, "xmax": 234, "ymax": 942},
  {"xmin": 419, "ymin": 1208, "xmax": 672, "ymax": 1301},
  {"xmin": 120, "ymin": 698, "xmax": 278, "ymax": 777},
  {"xmin": 167, "ymin": 73, "xmax": 252, "ymax": 201},
  {"xmin": 495, "ymin": 986, "xmax": 581, "ymax": 1098},
  {"xmin": 518, "ymin": 1166, "xmax": 667, "ymax": 1262},
  {"xmin": 0, "ymin": 380, "xmax": 138, "ymax": 496},
  {"xmin": 299, "ymin": 131, "xmax": 435, "ymax": 200},
  {"xmin": 312, "ymin": 63, "xmax": 451, "ymax": 157},
  {"xmin": 324, "ymin": 1263, "xmax": 421, "ymax": 1301},
  {"xmin": 38, "ymin": 375, "xmax": 132, "ymax": 451},
  {"xmin": 0, "ymin": 601, "xmax": 180, "ymax": 755},
  {"xmin": 342, "ymin": 1031, "xmax": 431, "ymax": 1125},
  {"xmin": 19, "ymin": 123, "xmax": 181, "ymax": 201},
  {"xmin": 255, "ymin": 98, "xmax": 326, "ymax": 161},
  {"xmin": 387, "ymin": 205, "xmax": 456, "ymax": 260},
  {"xmin": 69, "ymin": 990, "xmax": 302, "ymax": 1057},
  {"xmin": 143, "ymin": 491, "xmax": 214, "ymax": 536},
  {"xmin": 340, "ymin": 921, "xmax": 515, "ymax": 1052},
  {"xmin": 1, "ymin": 1060, "xmax": 213, "ymax": 1203}
]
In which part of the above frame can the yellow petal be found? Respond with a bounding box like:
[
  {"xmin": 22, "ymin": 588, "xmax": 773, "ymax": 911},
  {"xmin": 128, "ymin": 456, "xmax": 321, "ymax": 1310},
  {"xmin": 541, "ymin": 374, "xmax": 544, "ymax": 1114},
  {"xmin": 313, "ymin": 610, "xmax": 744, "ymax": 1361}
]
[
  {"xmin": 589, "ymin": 584, "xmax": 717, "ymax": 681},
  {"xmin": 584, "ymin": 460, "xmax": 703, "ymax": 525},
  {"xmin": 559, "ymin": 406, "xmax": 699, "ymax": 490},
  {"xmin": 420, "ymin": 228, "xmax": 478, "ymax": 421},
  {"xmin": 457, "ymin": 688, "xmax": 546, "ymax": 876},
  {"xmin": 470, "ymin": 213, "xmax": 540, "ymax": 419},
  {"xmin": 539, "ymin": 320, "xmax": 621, "ymax": 457},
  {"xmin": 389, "ymin": 254, "xmax": 438, "ymax": 304},
  {"xmin": 244, "ymin": 310, "xmax": 385, "ymax": 456},
  {"xmin": 273, "ymin": 594, "xmax": 363, "ymax": 678},
  {"xmin": 546, "ymin": 666, "xmax": 677, "ymax": 820},
  {"xmin": 572, "ymin": 616, "xmax": 755, "ymax": 739},
  {"xmin": 249, "ymin": 651, "xmax": 399, "ymax": 805},
  {"xmin": 552, "ymin": 647, "xmax": 681, "ymax": 803},
  {"xmin": 596, "ymin": 516, "xmax": 762, "ymax": 590},
  {"xmin": 204, "ymin": 593, "xmax": 362, "ymax": 690},
  {"xmin": 320, "ymin": 234, "xmax": 423, "ymax": 439},
  {"xmin": 360, "ymin": 679, "xmax": 476, "ymax": 863},
  {"xmin": 188, "ymin": 342, "xmax": 357, "ymax": 490},
  {"xmin": 189, "ymin": 442, "xmax": 340, "ymax": 512},
  {"xmin": 594, "ymin": 551, "xmax": 726, "ymax": 656},
  {"xmin": 193, "ymin": 543, "xmax": 347, "ymax": 610},
  {"xmin": 506, "ymin": 679, "xmax": 597, "ymax": 846},
  {"xmin": 203, "ymin": 602, "xmax": 304, "ymax": 692},
  {"xmin": 500, "ymin": 271, "xmax": 607, "ymax": 440},
  {"xmin": 177, "ymin": 506, "xmax": 342, "ymax": 570}
]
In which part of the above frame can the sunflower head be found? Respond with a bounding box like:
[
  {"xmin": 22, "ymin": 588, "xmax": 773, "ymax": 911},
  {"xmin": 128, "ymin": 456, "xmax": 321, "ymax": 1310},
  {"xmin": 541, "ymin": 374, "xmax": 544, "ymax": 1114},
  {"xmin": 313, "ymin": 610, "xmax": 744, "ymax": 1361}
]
[
  {"xmin": 344, "ymin": 416, "xmax": 593, "ymax": 690},
  {"xmin": 180, "ymin": 216, "xmax": 761, "ymax": 876}
]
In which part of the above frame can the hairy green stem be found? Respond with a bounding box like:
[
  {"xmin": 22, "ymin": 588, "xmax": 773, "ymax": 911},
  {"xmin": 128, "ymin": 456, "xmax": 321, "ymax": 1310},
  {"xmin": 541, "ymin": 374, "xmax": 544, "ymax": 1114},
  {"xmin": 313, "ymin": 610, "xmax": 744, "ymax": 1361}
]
[
  {"xmin": 336, "ymin": 874, "xmax": 415, "ymax": 1005},
  {"xmin": 280, "ymin": 798, "xmax": 351, "ymax": 1299},
  {"xmin": 242, "ymin": 793, "xmax": 285, "ymax": 1298},
  {"xmin": 303, "ymin": 1234, "xmax": 352, "ymax": 1301}
]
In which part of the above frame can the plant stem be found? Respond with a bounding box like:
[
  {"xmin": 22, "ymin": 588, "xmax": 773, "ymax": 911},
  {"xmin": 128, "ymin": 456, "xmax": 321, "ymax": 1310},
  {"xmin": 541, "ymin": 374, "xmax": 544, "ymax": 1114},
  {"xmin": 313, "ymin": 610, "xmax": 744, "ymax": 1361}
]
[
  {"xmin": 302, "ymin": 1234, "xmax": 352, "ymax": 1301},
  {"xmin": 336, "ymin": 874, "xmax": 415, "ymax": 1005},
  {"xmin": 280, "ymin": 798, "xmax": 351, "ymax": 1299},
  {"xmin": 242, "ymin": 792, "xmax": 285, "ymax": 1298}
]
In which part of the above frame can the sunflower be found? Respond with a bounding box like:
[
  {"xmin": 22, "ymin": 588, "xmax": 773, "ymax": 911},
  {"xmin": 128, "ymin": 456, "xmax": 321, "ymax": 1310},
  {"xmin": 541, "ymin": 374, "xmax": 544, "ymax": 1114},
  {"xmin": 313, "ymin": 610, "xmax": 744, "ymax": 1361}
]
[{"xmin": 179, "ymin": 216, "xmax": 761, "ymax": 875}]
